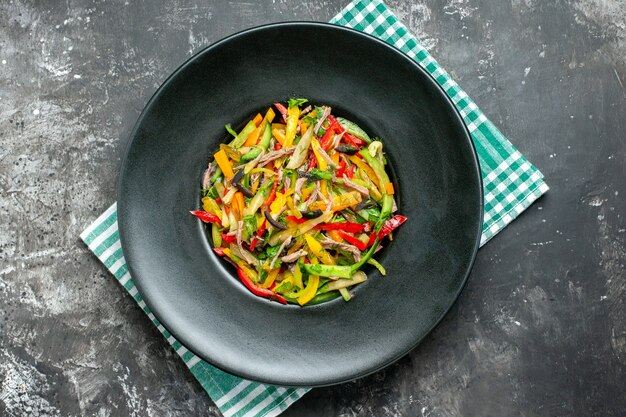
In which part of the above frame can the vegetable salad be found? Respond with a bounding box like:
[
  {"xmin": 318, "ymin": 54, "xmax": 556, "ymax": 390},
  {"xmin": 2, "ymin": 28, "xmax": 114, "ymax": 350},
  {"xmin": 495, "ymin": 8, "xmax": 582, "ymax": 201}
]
[{"xmin": 191, "ymin": 98, "xmax": 407, "ymax": 306}]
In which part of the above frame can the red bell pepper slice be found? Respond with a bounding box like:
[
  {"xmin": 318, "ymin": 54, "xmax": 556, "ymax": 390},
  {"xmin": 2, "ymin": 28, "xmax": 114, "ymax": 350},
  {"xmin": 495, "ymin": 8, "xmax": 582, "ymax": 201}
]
[
  {"xmin": 330, "ymin": 115, "xmax": 344, "ymax": 133},
  {"xmin": 190, "ymin": 210, "xmax": 222, "ymax": 226},
  {"xmin": 237, "ymin": 267, "xmax": 287, "ymax": 304},
  {"xmin": 380, "ymin": 214, "xmax": 408, "ymax": 236},
  {"xmin": 336, "ymin": 159, "xmax": 347, "ymax": 177},
  {"xmin": 285, "ymin": 215, "xmax": 307, "ymax": 224},
  {"xmin": 314, "ymin": 221, "xmax": 365, "ymax": 233},
  {"xmin": 344, "ymin": 164, "xmax": 356, "ymax": 179},
  {"xmin": 320, "ymin": 116, "xmax": 341, "ymax": 150},
  {"xmin": 344, "ymin": 133, "xmax": 366, "ymax": 148},
  {"xmin": 337, "ymin": 230, "xmax": 367, "ymax": 251},
  {"xmin": 367, "ymin": 214, "xmax": 408, "ymax": 247},
  {"xmin": 221, "ymin": 233, "xmax": 237, "ymax": 244},
  {"xmin": 307, "ymin": 152, "xmax": 317, "ymax": 170}
]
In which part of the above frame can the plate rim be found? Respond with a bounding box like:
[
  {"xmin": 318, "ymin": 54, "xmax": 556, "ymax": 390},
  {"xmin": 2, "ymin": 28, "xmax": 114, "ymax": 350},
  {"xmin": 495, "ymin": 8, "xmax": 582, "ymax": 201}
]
[{"xmin": 118, "ymin": 21, "xmax": 484, "ymax": 387}]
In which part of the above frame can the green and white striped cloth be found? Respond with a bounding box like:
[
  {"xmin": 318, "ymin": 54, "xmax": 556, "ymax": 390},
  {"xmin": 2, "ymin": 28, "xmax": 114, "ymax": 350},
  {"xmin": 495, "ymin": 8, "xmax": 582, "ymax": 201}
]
[{"xmin": 81, "ymin": 1, "xmax": 548, "ymax": 416}]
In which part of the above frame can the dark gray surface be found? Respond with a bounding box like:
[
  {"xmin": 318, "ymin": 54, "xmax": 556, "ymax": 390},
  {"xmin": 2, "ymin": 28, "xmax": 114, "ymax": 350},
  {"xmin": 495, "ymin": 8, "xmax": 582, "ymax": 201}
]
[{"xmin": 0, "ymin": 0, "xmax": 624, "ymax": 416}]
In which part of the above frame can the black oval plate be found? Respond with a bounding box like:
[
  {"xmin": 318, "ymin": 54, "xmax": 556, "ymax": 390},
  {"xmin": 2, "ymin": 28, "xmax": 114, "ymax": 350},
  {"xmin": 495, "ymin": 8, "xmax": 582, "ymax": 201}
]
[{"xmin": 118, "ymin": 22, "xmax": 483, "ymax": 387}]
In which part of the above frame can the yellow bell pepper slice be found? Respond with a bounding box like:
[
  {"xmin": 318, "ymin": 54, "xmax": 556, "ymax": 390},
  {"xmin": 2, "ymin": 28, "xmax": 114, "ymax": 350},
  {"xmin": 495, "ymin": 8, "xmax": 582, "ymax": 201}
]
[
  {"xmin": 310, "ymin": 138, "xmax": 327, "ymax": 170},
  {"xmin": 356, "ymin": 172, "xmax": 383, "ymax": 201},
  {"xmin": 267, "ymin": 211, "xmax": 333, "ymax": 246},
  {"xmin": 263, "ymin": 107, "xmax": 275, "ymax": 124},
  {"xmin": 214, "ymin": 149, "xmax": 234, "ymax": 180},
  {"xmin": 347, "ymin": 154, "xmax": 381, "ymax": 191},
  {"xmin": 223, "ymin": 248, "xmax": 255, "ymax": 275},
  {"xmin": 297, "ymin": 258, "xmax": 319, "ymax": 305},
  {"xmin": 261, "ymin": 268, "xmax": 279, "ymax": 289},
  {"xmin": 284, "ymin": 106, "xmax": 300, "ymax": 148},
  {"xmin": 285, "ymin": 198, "xmax": 302, "ymax": 219},
  {"xmin": 220, "ymin": 207, "xmax": 230, "ymax": 228},
  {"xmin": 249, "ymin": 167, "xmax": 276, "ymax": 176},
  {"xmin": 252, "ymin": 113, "xmax": 263, "ymax": 127},
  {"xmin": 304, "ymin": 234, "xmax": 335, "ymax": 265},
  {"xmin": 320, "ymin": 180, "xmax": 328, "ymax": 197},
  {"xmin": 201, "ymin": 197, "xmax": 222, "ymax": 219},
  {"xmin": 275, "ymin": 272, "xmax": 294, "ymax": 292},
  {"xmin": 309, "ymin": 191, "xmax": 362, "ymax": 212},
  {"xmin": 301, "ymin": 183, "xmax": 315, "ymax": 201},
  {"xmin": 293, "ymin": 263, "xmax": 303, "ymax": 288},
  {"xmin": 238, "ymin": 263, "xmax": 260, "ymax": 283},
  {"xmin": 270, "ymin": 192, "xmax": 287, "ymax": 215}
]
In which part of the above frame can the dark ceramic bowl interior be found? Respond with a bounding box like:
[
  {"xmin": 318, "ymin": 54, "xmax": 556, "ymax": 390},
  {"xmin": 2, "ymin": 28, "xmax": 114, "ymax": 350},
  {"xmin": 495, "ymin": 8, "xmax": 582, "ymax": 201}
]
[{"xmin": 118, "ymin": 22, "xmax": 483, "ymax": 387}]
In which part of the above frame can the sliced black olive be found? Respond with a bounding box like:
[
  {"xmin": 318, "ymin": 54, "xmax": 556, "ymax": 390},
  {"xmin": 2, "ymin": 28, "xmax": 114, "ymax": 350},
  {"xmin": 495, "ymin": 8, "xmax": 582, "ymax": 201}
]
[
  {"xmin": 232, "ymin": 169, "xmax": 244, "ymax": 185},
  {"xmin": 235, "ymin": 182, "xmax": 254, "ymax": 198},
  {"xmin": 264, "ymin": 210, "xmax": 288, "ymax": 230},
  {"xmin": 334, "ymin": 145, "xmax": 359, "ymax": 155},
  {"xmin": 302, "ymin": 209, "xmax": 323, "ymax": 219}
]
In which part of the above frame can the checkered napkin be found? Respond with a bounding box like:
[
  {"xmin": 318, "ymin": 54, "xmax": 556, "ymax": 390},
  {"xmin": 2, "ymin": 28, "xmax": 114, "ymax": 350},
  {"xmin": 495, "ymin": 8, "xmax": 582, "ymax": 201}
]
[{"xmin": 80, "ymin": 1, "xmax": 548, "ymax": 416}]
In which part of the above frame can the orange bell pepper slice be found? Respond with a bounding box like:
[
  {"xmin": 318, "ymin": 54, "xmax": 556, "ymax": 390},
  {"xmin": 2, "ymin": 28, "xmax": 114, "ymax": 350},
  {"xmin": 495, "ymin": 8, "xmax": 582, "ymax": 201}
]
[
  {"xmin": 244, "ymin": 126, "xmax": 262, "ymax": 146},
  {"xmin": 300, "ymin": 122, "xmax": 309, "ymax": 136},
  {"xmin": 272, "ymin": 128, "xmax": 286, "ymax": 146},
  {"xmin": 214, "ymin": 149, "xmax": 234, "ymax": 180},
  {"xmin": 232, "ymin": 191, "xmax": 245, "ymax": 220}
]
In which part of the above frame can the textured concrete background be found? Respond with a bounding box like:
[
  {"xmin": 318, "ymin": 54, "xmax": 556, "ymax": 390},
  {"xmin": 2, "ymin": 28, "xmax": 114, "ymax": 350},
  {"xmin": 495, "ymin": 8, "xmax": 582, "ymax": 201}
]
[{"xmin": 1, "ymin": 0, "xmax": 625, "ymax": 416}]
